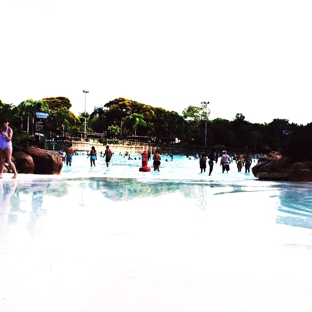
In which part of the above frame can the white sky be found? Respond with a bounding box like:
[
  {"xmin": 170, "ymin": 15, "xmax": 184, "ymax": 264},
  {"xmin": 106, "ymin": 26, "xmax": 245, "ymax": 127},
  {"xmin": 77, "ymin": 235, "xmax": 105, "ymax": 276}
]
[{"xmin": 1, "ymin": 0, "xmax": 312, "ymax": 125}]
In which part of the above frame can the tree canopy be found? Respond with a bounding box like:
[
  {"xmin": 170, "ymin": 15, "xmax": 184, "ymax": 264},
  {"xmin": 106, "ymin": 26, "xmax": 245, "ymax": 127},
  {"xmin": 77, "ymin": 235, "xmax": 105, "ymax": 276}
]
[{"xmin": 1, "ymin": 96, "xmax": 312, "ymax": 161}]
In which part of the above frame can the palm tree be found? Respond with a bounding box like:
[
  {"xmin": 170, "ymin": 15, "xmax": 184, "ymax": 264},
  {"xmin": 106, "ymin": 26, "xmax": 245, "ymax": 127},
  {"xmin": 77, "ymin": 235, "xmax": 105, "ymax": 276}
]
[
  {"xmin": 126, "ymin": 113, "xmax": 146, "ymax": 136},
  {"xmin": 18, "ymin": 99, "xmax": 49, "ymax": 134},
  {"xmin": 46, "ymin": 109, "xmax": 79, "ymax": 138},
  {"xmin": 18, "ymin": 99, "xmax": 37, "ymax": 134},
  {"xmin": 0, "ymin": 102, "xmax": 18, "ymax": 125},
  {"xmin": 89, "ymin": 106, "xmax": 107, "ymax": 121}
]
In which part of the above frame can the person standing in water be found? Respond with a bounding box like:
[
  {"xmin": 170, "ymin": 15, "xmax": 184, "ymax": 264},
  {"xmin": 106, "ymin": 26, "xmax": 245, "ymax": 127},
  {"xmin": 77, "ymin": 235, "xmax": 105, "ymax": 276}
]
[
  {"xmin": 153, "ymin": 150, "xmax": 161, "ymax": 171},
  {"xmin": 244, "ymin": 153, "xmax": 252, "ymax": 173},
  {"xmin": 105, "ymin": 145, "xmax": 113, "ymax": 167},
  {"xmin": 0, "ymin": 119, "xmax": 18, "ymax": 179},
  {"xmin": 208, "ymin": 150, "xmax": 216, "ymax": 176},
  {"xmin": 220, "ymin": 150, "xmax": 230, "ymax": 173},
  {"xmin": 89, "ymin": 146, "xmax": 97, "ymax": 167},
  {"xmin": 199, "ymin": 153, "xmax": 207, "ymax": 173},
  {"xmin": 65, "ymin": 143, "xmax": 75, "ymax": 166},
  {"xmin": 236, "ymin": 154, "xmax": 244, "ymax": 172}
]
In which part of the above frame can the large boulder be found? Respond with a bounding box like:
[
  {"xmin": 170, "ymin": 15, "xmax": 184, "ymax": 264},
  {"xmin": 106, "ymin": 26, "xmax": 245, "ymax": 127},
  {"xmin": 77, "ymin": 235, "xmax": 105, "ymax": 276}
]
[
  {"xmin": 252, "ymin": 151, "xmax": 284, "ymax": 177},
  {"xmin": 253, "ymin": 151, "xmax": 290, "ymax": 180},
  {"xmin": 258, "ymin": 151, "xmax": 282, "ymax": 161},
  {"xmin": 272, "ymin": 156, "xmax": 292, "ymax": 171},
  {"xmin": 12, "ymin": 151, "xmax": 35, "ymax": 174},
  {"xmin": 256, "ymin": 172, "xmax": 289, "ymax": 181},
  {"xmin": 253, "ymin": 151, "xmax": 312, "ymax": 181},
  {"xmin": 13, "ymin": 147, "xmax": 63, "ymax": 174},
  {"xmin": 288, "ymin": 161, "xmax": 312, "ymax": 182},
  {"xmin": 258, "ymin": 162, "xmax": 274, "ymax": 173},
  {"xmin": 252, "ymin": 161, "xmax": 271, "ymax": 176}
]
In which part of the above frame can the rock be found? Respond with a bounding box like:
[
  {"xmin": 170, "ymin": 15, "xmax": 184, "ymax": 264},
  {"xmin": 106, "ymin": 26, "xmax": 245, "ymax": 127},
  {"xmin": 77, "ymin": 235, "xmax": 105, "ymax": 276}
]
[
  {"xmin": 252, "ymin": 161, "xmax": 271, "ymax": 176},
  {"xmin": 257, "ymin": 172, "xmax": 289, "ymax": 181},
  {"xmin": 258, "ymin": 151, "xmax": 282, "ymax": 163},
  {"xmin": 253, "ymin": 151, "xmax": 291, "ymax": 180},
  {"xmin": 13, "ymin": 151, "xmax": 35, "ymax": 174},
  {"xmin": 288, "ymin": 161, "xmax": 312, "ymax": 182},
  {"xmin": 13, "ymin": 147, "xmax": 63, "ymax": 174},
  {"xmin": 258, "ymin": 162, "xmax": 274, "ymax": 173},
  {"xmin": 266, "ymin": 151, "xmax": 282, "ymax": 158},
  {"xmin": 253, "ymin": 151, "xmax": 312, "ymax": 181},
  {"xmin": 272, "ymin": 156, "xmax": 292, "ymax": 171}
]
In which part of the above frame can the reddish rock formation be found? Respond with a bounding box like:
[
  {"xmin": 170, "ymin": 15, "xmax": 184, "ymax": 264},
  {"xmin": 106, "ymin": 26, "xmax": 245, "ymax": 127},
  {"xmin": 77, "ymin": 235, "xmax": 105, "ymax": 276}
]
[
  {"xmin": 272, "ymin": 156, "xmax": 292, "ymax": 171},
  {"xmin": 252, "ymin": 151, "xmax": 283, "ymax": 177},
  {"xmin": 12, "ymin": 151, "xmax": 35, "ymax": 174},
  {"xmin": 253, "ymin": 151, "xmax": 312, "ymax": 181},
  {"xmin": 13, "ymin": 147, "xmax": 63, "ymax": 174},
  {"xmin": 288, "ymin": 161, "xmax": 312, "ymax": 182}
]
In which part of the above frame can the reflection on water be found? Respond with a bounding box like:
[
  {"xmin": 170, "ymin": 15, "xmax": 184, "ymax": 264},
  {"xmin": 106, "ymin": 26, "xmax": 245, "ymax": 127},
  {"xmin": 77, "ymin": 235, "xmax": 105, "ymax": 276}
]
[
  {"xmin": 0, "ymin": 180, "xmax": 67, "ymax": 233},
  {"xmin": 1, "ymin": 177, "xmax": 312, "ymax": 231},
  {"xmin": 1, "ymin": 175, "xmax": 312, "ymax": 312}
]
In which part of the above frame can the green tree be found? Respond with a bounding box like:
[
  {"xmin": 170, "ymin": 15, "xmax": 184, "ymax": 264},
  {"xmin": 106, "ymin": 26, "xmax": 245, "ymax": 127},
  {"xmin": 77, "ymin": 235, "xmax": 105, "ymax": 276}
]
[
  {"xmin": 181, "ymin": 104, "xmax": 211, "ymax": 145},
  {"xmin": 89, "ymin": 107, "xmax": 108, "ymax": 133},
  {"xmin": 252, "ymin": 131, "xmax": 263, "ymax": 152},
  {"xmin": 107, "ymin": 125, "xmax": 120, "ymax": 138},
  {"xmin": 126, "ymin": 113, "xmax": 146, "ymax": 136},
  {"xmin": 150, "ymin": 107, "xmax": 168, "ymax": 141},
  {"xmin": 210, "ymin": 118, "xmax": 234, "ymax": 147},
  {"xmin": 282, "ymin": 123, "xmax": 312, "ymax": 161},
  {"xmin": 48, "ymin": 109, "xmax": 80, "ymax": 137},
  {"xmin": 17, "ymin": 99, "xmax": 49, "ymax": 134},
  {"xmin": 41, "ymin": 97, "xmax": 79, "ymax": 138},
  {"xmin": 0, "ymin": 102, "xmax": 19, "ymax": 125},
  {"xmin": 265, "ymin": 119, "xmax": 290, "ymax": 151},
  {"xmin": 42, "ymin": 97, "xmax": 72, "ymax": 113}
]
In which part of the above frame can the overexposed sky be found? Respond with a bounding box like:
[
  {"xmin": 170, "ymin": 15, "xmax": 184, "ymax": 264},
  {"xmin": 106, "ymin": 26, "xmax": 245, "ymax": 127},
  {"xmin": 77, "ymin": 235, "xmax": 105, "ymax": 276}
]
[{"xmin": 1, "ymin": 0, "xmax": 312, "ymax": 125}]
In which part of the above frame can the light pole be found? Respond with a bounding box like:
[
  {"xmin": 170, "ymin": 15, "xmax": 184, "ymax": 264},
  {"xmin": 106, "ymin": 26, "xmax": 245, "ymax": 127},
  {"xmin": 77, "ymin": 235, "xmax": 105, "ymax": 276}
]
[
  {"xmin": 120, "ymin": 108, "xmax": 126, "ymax": 137},
  {"xmin": 201, "ymin": 101, "xmax": 210, "ymax": 147},
  {"xmin": 82, "ymin": 90, "xmax": 89, "ymax": 138}
]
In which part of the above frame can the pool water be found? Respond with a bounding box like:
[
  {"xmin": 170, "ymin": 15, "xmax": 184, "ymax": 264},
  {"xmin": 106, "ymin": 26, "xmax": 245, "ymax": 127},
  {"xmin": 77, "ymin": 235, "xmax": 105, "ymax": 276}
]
[{"xmin": 1, "ymin": 154, "xmax": 312, "ymax": 311}]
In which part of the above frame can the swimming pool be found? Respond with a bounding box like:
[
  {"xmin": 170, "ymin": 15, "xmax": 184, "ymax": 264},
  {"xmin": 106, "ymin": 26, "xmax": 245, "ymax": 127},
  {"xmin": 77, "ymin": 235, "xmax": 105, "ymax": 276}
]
[{"xmin": 1, "ymin": 154, "xmax": 312, "ymax": 311}]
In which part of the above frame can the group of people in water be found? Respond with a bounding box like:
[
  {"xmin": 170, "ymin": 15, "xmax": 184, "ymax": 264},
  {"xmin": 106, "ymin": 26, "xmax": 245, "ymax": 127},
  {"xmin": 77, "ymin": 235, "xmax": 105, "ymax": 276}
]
[
  {"xmin": 59, "ymin": 145, "xmax": 113, "ymax": 168},
  {"xmin": 59, "ymin": 146, "xmax": 166, "ymax": 173},
  {"xmin": 199, "ymin": 150, "xmax": 253, "ymax": 175},
  {"xmin": 58, "ymin": 145, "xmax": 255, "ymax": 175}
]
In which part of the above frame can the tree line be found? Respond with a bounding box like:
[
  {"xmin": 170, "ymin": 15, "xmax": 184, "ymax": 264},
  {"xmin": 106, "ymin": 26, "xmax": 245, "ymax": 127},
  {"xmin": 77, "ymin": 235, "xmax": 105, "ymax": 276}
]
[{"xmin": 0, "ymin": 97, "xmax": 311, "ymax": 162}]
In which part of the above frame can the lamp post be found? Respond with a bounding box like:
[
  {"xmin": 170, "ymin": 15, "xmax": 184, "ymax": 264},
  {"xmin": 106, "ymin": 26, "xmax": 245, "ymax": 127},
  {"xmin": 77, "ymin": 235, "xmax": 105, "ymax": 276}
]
[
  {"xmin": 120, "ymin": 108, "xmax": 126, "ymax": 138},
  {"xmin": 201, "ymin": 101, "xmax": 210, "ymax": 147},
  {"xmin": 82, "ymin": 90, "xmax": 89, "ymax": 138}
]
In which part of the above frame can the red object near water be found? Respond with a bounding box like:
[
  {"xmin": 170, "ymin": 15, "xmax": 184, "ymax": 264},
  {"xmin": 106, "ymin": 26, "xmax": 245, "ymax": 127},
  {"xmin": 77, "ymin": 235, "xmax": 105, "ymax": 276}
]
[{"xmin": 139, "ymin": 151, "xmax": 151, "ymax": 172}]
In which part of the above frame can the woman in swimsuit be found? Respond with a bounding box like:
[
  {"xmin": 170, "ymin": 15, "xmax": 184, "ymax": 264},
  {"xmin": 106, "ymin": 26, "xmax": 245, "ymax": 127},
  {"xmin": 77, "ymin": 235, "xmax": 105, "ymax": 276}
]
[
  {"xmin": 0, "ymin": 119, "xmax": 18, "ymax": 179},
  {"xmin": 89, "ymin": 146, "xmax": 97, "ymax": 167}
]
